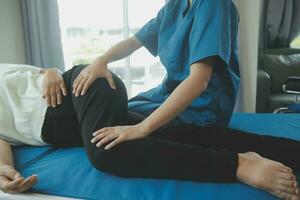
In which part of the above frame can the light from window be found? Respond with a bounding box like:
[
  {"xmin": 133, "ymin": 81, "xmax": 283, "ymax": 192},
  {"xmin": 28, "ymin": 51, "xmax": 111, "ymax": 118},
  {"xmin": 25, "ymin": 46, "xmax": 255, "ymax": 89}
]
[
  {"xmin": 290, "ymin": 34, "xmax": 300, "ymax": 48},
  {"xmin": 57, "ymin": 0, "xmax": 166, "ymax": 97}
]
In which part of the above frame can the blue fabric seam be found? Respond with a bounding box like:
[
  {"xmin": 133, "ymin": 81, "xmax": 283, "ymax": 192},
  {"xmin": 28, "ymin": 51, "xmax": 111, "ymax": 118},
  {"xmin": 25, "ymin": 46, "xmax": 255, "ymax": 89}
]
[{"xmin": 19, "ymin": 147, "xmax": 58, "ymax": 170}]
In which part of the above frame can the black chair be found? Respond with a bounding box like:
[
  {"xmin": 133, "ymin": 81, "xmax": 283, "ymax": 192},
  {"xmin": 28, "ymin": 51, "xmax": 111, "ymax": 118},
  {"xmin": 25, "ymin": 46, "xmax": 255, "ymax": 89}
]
[{"xmin": 256, "ymin": 48, "xmax": 300, "ymax": 113}]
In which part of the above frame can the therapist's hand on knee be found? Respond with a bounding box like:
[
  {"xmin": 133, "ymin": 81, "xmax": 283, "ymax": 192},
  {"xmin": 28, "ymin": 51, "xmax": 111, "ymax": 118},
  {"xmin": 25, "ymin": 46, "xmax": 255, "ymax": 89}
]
[
  {"xmin": 91, "ymin": 124, "xmax": 149, "ymax": 150},
  {"xmin": 0, "ymin": 165, "xmax": 38, "ymax": 194},
  {"xmin": 72, "ymin": 57, "xmax": 116, "ymax": 97}
]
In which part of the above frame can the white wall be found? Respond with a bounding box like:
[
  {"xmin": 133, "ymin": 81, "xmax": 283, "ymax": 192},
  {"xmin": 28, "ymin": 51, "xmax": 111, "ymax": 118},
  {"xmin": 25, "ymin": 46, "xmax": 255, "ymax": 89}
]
[
  {"xmin": 0, "ymin": 0, "xmax": 26, "ymax": 64},
  {"xmin": 235, "ymin": 0, "xmax": 263, "ymax": 113}
]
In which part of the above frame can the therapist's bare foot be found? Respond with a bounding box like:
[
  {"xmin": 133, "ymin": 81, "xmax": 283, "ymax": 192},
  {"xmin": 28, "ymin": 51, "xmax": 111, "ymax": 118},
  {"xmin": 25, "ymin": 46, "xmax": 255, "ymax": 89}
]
[
  {"xmin": 237, "ymin": 152, "xmax": 298, "ymax": 200},
  {"xmin": 291, "ymin": 191, "xmax": 300, "ymax": 200},
  {"xmin": 294, "ymin": 192, "xmax": 300, "ymax": 200}
]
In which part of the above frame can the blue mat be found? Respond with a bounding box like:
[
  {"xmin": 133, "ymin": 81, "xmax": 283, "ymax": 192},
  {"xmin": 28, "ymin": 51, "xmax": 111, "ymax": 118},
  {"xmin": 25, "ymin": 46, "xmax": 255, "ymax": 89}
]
[{"xmin": 13, "ymin": 113, "xmax": 300, "ymax": 200}]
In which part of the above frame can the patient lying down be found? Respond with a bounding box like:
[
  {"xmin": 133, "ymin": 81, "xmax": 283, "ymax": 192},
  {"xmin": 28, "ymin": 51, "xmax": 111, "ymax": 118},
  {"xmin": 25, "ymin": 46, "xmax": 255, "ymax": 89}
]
[{"xmin": 0, "ymin": 64, "xmax": 300, "ymax": 200}]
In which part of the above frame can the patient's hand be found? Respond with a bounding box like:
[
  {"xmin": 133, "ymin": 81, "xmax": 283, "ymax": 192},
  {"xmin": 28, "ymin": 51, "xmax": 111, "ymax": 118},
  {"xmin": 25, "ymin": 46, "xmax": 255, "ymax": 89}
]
[
  {"xmin": 0, "ymin": 165, "xmax": 38, "ymax": 194},
  {"xmin": 42, "ymin": 69, "xmax": 67, "ymax": 108}
]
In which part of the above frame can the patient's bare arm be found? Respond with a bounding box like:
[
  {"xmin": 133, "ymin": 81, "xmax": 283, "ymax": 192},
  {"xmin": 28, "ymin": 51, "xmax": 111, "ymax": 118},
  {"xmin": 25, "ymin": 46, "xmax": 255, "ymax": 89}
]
[{"xmin": 0, "ymin": 139, "xmax": 38, "ymax": 193}]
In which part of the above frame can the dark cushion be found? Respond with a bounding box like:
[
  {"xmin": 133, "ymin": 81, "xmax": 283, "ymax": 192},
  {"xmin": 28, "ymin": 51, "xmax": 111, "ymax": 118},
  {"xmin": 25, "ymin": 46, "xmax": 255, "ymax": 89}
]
[
  {"xmin": 256, "ymin": 70, "xmax": 271, "ymax": 112},
  {"xmin": 260, "ymin": 48, "xmax": 300, "ymax": 93}
]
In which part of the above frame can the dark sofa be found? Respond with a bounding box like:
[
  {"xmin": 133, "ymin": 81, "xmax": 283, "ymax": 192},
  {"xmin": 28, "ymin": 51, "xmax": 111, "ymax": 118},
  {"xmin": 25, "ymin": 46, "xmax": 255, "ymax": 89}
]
[{"xmin": 256, "ymin": 48, "xmax": 300, "ymax": 113}]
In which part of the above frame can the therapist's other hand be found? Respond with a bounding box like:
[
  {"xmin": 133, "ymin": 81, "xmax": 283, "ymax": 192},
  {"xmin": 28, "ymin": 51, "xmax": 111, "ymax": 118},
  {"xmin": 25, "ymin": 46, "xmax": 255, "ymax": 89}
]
[
  {"xmin": 72, "ymin": 57, "xmax": 116, "ymax": 97},
  {"xmin": 91, "ymin": 124, "xmax": 149, "ymax": 150},
  {"xmin": 42, "ymin": 68, "xmax": 67, "ymax": 108},
  {"xmin": 0, "ymin": 165, "xmax": 38, "ymax": 194}
]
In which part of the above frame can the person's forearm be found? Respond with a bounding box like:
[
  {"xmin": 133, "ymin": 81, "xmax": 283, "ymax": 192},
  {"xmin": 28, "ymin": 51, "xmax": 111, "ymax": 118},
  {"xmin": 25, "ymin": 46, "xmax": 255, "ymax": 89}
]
[
  {"xmin": 97, "ymin": 36, "xmax": 142, "ymax": 65},
  {"xmin": 140, "ymin": 77, "xmax": 206, "ymax": 134},
  {"xmin": 0, "ymin": 139, "xmax": 14, "ymax": 167},
  {"xmin": 140, "ymin": 62, "xmax": 213, "ymax": 135}
]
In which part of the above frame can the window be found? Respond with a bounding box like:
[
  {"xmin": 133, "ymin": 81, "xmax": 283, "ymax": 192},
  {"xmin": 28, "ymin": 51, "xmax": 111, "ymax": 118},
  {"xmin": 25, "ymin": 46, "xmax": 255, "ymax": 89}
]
[
  {"xmin": 290, "ymin": 34, "xmax": 300, "ymax": 48},
  {"xmin": 58, "ymin": 0, "xmax": 166, "ymax": 97}
]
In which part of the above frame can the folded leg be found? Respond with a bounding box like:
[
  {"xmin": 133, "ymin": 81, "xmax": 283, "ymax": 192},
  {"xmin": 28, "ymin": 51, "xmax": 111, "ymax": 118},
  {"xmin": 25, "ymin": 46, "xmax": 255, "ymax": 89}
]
[{"xmin": 68, "ymin": 65, "xmax": 238, "ymax": 183}]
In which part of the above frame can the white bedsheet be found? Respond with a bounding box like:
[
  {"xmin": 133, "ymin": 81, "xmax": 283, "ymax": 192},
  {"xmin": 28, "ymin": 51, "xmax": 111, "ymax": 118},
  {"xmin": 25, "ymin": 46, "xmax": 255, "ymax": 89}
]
[{"xmin": 0, "ymin": 191, "xmax": 81, "ymax": 200}]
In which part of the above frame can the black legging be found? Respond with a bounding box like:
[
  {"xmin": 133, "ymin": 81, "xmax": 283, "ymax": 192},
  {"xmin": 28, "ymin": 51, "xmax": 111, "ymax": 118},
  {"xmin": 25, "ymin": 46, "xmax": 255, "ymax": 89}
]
[{"xmin": 41, "ymin": 65, "xmax": 300, "ymax": 183}]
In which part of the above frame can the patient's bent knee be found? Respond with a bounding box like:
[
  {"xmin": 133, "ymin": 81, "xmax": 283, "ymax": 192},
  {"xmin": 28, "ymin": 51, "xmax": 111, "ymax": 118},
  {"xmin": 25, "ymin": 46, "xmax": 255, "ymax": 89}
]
[
  {"xmin": 89, "ymin": 149, "xmax": 121, "ymax": 174},
  {"xmin": 90, "ymin": 78, "xmax": 112, "ymax": 91},
  {"xmin": 87, "ymin": 76, "xmax": 127, "ymax": 98},
  {"xmin": 88, "ymin": 147, "xmax": 133, "ymax": 177}
]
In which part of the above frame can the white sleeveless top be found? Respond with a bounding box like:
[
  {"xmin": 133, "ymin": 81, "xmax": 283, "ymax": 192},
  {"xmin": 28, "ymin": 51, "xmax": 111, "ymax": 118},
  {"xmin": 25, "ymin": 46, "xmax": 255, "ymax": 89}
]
[{"xmin": 0, "ymin": 64, "xmax": 48, "ymax": 146}]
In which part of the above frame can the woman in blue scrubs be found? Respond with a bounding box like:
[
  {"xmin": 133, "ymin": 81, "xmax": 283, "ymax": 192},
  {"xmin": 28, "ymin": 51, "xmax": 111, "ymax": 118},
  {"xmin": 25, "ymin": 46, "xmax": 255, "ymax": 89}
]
[{"xmin": 71, "ymin": 0, "xmax": 300, "ymax": 199}]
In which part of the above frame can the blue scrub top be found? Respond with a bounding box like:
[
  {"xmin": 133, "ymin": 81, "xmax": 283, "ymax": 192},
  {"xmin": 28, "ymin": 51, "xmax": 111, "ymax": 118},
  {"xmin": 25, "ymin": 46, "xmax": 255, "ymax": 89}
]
[{"xmin": 128, "ymin": 0, "xmax": 240, "ymax": 127}]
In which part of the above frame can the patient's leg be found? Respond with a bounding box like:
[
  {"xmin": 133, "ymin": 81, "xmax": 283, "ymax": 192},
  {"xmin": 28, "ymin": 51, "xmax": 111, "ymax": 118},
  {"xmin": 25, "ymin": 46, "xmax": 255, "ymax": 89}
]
[
  {"xmin": 41, "ymin": 66, "xmax": 85, "ymax": 147},
  {"xmin": 42, "ymin": 64, "xmax": 127, "ymax": 147},
  {"xmin": 68, "ymin": 65, "xmax": 299, "ymax": 199},
  {"xmin": 68, "ymin": 65, "xmax": 239, "ymax": 182}
]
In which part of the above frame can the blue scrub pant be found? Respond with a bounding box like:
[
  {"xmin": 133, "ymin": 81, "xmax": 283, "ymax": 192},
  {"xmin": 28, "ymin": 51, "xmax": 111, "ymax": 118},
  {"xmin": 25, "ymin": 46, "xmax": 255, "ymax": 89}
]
[{"xmin": 41, "ymin": 65, "xmax": 300, "ymax": 183}]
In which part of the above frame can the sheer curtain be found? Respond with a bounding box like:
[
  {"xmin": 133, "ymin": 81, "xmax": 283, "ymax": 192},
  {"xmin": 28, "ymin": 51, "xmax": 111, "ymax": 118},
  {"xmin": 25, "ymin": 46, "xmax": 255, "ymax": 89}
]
[
  {"xmin": 260, "ymin": 0, "xmax": 300, "ymax": 48},
  {"xmin": 21, "ymin": 0, "xmax": 65, "ymax": 71}
]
